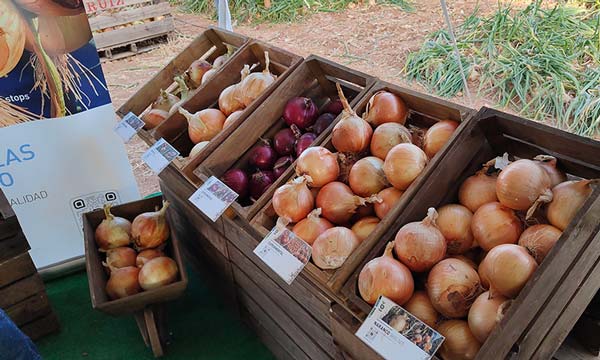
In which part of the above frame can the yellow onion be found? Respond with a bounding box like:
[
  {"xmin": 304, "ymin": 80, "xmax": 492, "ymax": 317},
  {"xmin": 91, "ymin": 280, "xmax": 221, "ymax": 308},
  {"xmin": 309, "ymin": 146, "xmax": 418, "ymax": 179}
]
[
  {"xmin": 201, "ymin": 68, "xmax": 218, "ymax": 85},
  {"xmin": 518, "ymin": 224, "xmax": 562, "ymax": 263},
  {"xmin": 179, "ymin": 108, "xmax": 226, "ymax": 144},
  {"xmin": 95, "ymin": 204, "xmax": 132, "ymax": 250},
  {"xmin": 468, "ymin": 291, "xmax": 511, "ymax": 343},
  {"xmin": 533, "ymin": 155, "xmax": 567, "ymax": 187},
  {"xmin": 479, "ymin": 244, "xmax": 537, "ymax": 299},
  {"xmin": 403, "ymin": 291, "xmax": 439, "ymax": 328},
  {"xmin": 186, "ymin": 58, "xmax": 212, "ymax": 88},
  {"xmin": 370, "ymin": 122, "xmax": 412, "ymax": 160},
  {"xmin": 224, "ymin": 110, "xmax": 244, "ymax": 129},
  {"xmin": 332, "ymin": 84, "xmax": 373, "ymax": 153},
  {"xmin": 132, "ymin": 201, "xmax": 170, "ymax": 250},
  {"xmin": 437, "ymin": 204, "xmax": 474, "ymax": 255},
  {"xmin": 151, "ymin": 90, "xmax": 180, "ymax": 113},
  {"xmin": 104, "ymin": 247, "xmax": 136, "ymax": 272},
  {"xmin": 383, "ymin": 143, "xmax": 428, "ymax": 190},
  {"xmin": 437, "ymin": 320, "xmax": 481, "ymax": 360},
  {"xmin": 471, "ymin": 202, "xmax": 522, "ymax": 251},
  {"xmin": 238, "ymin": 51, "xmax": 276, "ymax": 107},
  {"xmin": 0, "ymin": 1, "xmax": 26, "ymax": 77},
  {"xmin": 34, "ymin": 14, "xmax": 92, "ymax": 55},
  {"xmin": 106, "ymin": 266, "xmax": 141, "ymax": 300},
  {"xmin": 374, "ymin": 187, "xmax": 403, "ymax": 219},
  {"xmin": 273, "ymin": 176, "xmax": 314, "ymax": 223},
  {"xmin": 292, "ymin": 208, "xmax": 333, "ymax": 245},
  {"xmin": 295, "ymin": 146, "xmax": 339, "ymax": 188},
  {"xmin": 142, "ymin": 109, "xmax": 169, "ymax": 129},
  {"xmin": 363, "ymin": 91, "xmax": 408, "ymax": 126},
  {"xmin": 312, "ymin": 227, "xmax": 360, "ymax": 270},
  {"xmin": 458, "ymin": 164, "xmax": 499, "ymax": 212},
  {"xmin": 351, "ymin": 216, "xmax": 380, "ymax": 242},
  {"xmin": 349, "ymin": 156, "xmax": 389, "ymax": 196},
  {"xmin": 136, "ymin": 249, "xmax": 165, "ymax": 268},
  {"xmin": 138, "ymin": 257, "xmax": 178, "ymax": 291},
  {"xmin": 423, "ymin": 120, "xmax": 459, "ymax": 158},
  {"xmin": 358, "ymin": 241, "xmax": 414, "ymax": 305},
  {"xmin": 316, "ymin": 181, "xmax": 378, "ymax": 225},
  {"xmin": 15, "ymin": 0, "xmax": 85, "ymax": 16},
  {"xmin": 427, "ymin": 258, "xmax": 481, "ymax": 318},
  {"xmin": 188, "ymin": 141, "xmax": 210, "ymax": 159},
  {"xmin": 547, "ymin": 179, "xmax": 596, "ymax": 231},
  {"xmin": 218, "ymin": 64, "xmax": 251, "ymax": 115}
]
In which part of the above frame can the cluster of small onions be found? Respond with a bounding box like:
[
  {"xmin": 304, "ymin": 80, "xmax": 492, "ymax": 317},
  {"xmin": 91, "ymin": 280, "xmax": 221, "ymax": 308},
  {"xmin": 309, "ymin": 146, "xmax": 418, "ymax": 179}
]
[
  {"xmin": 357, "ymin": 154, "xmax": 596, "ymax": 360},
  {"xmin": 94, "ymin": 202, "xmax": 179, "ymax": 300},
  {"xmin": 270, "ymin": 84, "xmax": 459, "ymax": 271}
]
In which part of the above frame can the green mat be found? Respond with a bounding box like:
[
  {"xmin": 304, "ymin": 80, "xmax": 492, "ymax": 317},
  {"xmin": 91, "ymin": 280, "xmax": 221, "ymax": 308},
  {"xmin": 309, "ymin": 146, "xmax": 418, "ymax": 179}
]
[{"xmin": 35, "ymin": 267, "xmax": 275, "ymax": 360}]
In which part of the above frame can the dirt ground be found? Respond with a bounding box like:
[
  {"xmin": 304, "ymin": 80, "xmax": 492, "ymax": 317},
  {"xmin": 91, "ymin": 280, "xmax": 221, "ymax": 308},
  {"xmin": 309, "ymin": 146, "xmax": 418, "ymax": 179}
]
[{"xmin": 101, "ymin": 0, "xmax": 505, "ymax": 196}]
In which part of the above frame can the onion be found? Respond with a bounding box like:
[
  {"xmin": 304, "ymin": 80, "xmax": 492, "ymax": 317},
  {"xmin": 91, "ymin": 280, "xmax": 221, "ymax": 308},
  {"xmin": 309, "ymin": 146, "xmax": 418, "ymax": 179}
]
[
  {"xmin": 423, "ymin": 120, "xmax": 459, "ymax": 158},
  {"xmin": 403, "ymin": 291, "xmax": 439, "ymax": 328},
  {"xmin": 518, "ymin": 224, "xmax": 562, "ymax": 263},
  {"xmin": 273, "ymin": 156, "xmax": 294, "ymax": 179},
  {"xmin": 374, "ymin": 187, "xmax": 403, "ymax": 219},
  {"xmin": 136, "ymin": 249, "xmax": 165, "ymax": 268},
  {"xmin": 201, "ymin": 68, "xmax": 218, "ymax": 85},
  {"xmin": 249, "ymin": 170, "xmax": 275, "ymax": 200},
  {"xmin": 151, "ymin": 90, "xmax": 180, "ymax": 113},
  {"xmin": 222, "ymin": 168, "xmax": 249, "ymax": 198},
  {"xmin": 95, "ymin": 204, "xmax": 132, "ymax": 251},
  {"xmin": 292, "ymin": 208, "xmax": 333, "ymax": 245},
  {"xmin": 283, "ymin": 97, "xmax": 318, "ymax": 130},
  {"xmin": 295, "ymin": 146, "xmax": 339, "ymax": 188},
  {"xmin": 547, "ymin": 179, "xmax": 596, "ymax": 231},
  {"xmin": 468, "ymin": 291, "xmax": 511, "ymax": 343},
  {"xmin": 296, "ymin": 133, "xmax": 317, "ymax": 157},
  {"xmin": 471, "ymin": 202, "xmax": 522, "ymax": 251},
  {"xmin": 35, "ymin": 13, "xmax": 92, "ymax": 55},
  {"xmin": 331, "ymin": 84, "xmax": 373, "ymax": 153},
  {"xmin": 534, "ymin": 155, "xmax": 567, "ymax": 187},
  {"xmin": 188, "ymin": 141, "xmax": 210, "ymax": 159},
  {"xmin": 348, "ymin": 157, "xmax": 389, "ymax": 197},
  {"xmin": 218, "ymin": 64, "xmax": 250, "ymax": 115},
  {"xmin": 179, "ymin": 108, "xmax": 226, "ymax": 144},
  {"xmin": 437, "ymin": 204, "xmax": 474, "ymax": 255},
  {"xmin": 213, "ymin": 48, "xmax": 231, "ymax": 68},
  {"xmin": 239, "ymin": 51, "xmax": 277, "ymax": 107},
  {"xmin": 104, "ymin": 247, "xmax": 137, "ymax": 272},
  {"xmin": 458, "ymin": 164, "xmax": 499, "ymax": 212},
  {"xmin": 248, "ymin": 140, "xmax": 277, "ymax": 170},
  {"xmin": 370, "ymin": 123, "xmax": 412, "ymax": 160},
  {"xmin": 351, "ymin": 216, "xmax": 380, "ymax": 242},
  {"xmin": 273, "ymin": 176, "xmax": 314, "ymax": 223},
  {"xmin": 479, "ymin": 244, "xmax": 537, "ymax": 298},
  {"xmin": 337, "ymin": 152, "xmax": 359, "ymax": 183},
  {"xmin": 138, "ymin": 257, "xmax": 179, "ymax": 291},
  {"xmin": 363, "ymin": 91, "xmax": 408, "ymax": 126},
  {"xmin": 384, "ymin": 143, "xmax": 428, "ymax": 191},
  {"xmin": 186, "ymin": 59, "xmax": 212, "ymax": 88},
  {"xmin": 273, "ymin": 128, "xmax": 299, "ymax": 156},
  {"xmin": 132, "ymin": 201, "xmax": 170, "ymax": 250},
  {"xmin": 427, "ymin": 258, "xmax": 481, "ymax": 318},
  {"xmin": 496, "ymin": 159, "xmax": 553, "ymax": 218},
  {"xmin": 437, "ymin": 320, "xmax": 481, "ymax": 360},
  {"xmin": 312, "ymin": 113, "xmax": 336, "ymax": 134},
  {"xmin": 224, "ymin": 110, "xmax": 244, "ymax": 129},
  {"xmin": 321, "ymin": 98, "xmax": 343, "ymax": 115},
  {"xmin": 316, "ymin": 182, "xmax": 377, "ymax": 225},
  {"xmin": 358, "ymin": 241, "xmax": 414, "ymax": 305},
  {"xmin": 142, "ymin": 109, "xmax": 169, "ymax": 129},
  {"xmin": 394, "ymin": 208, "xmax": 446, "ymax": 272},
  {"xmin": 354, "ymin": 203, "xmax": 375, "ymax": 220},
  {"xmin": 313, "ymin": 227, "xmax": 360, "ymax": 270},
  {"xmin": 106, "ymin": 267, "xmax": 141, "ymax": 300}
]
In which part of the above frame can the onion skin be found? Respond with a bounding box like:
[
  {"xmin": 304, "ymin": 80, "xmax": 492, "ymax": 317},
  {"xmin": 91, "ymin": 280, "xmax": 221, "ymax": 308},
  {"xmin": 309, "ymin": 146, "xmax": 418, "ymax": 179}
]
[
  {"xmin": 312, "ymin": 227, "xmax": 360, "ymax": 270},
  {"xmin": 374, "ymin": 187, "xmax": 403, "ymax": 219},
  {"xmin": 547, "ymin": 180, "xmax": 595, "ymax": 231},
  {"xmin": 0, "ymin": 1, "xmax": 26, "ymax": 77},
  {"xmin": 95, "ymin": 204, "xmax": 132, "ymax": 251},
  {"xmin": 312, "ymin": 113, "xmax": 336, "ymax": 134},
  {"xmin": 283, "ymin": 97, "xmax": 318, "ymax": 130},
  {"xmin": 458, "ymin": 167, "xmax": 498, "ymax": 212},
  {"xmin": 273, "ymin": 156, "xmax": 294, "ymax": 179},
  {"xmin": 105, "ymin": 247, "xmax": 137, "ymax": 272},
  {"xmin": 403, "ymin": 291, "xmax": 439, "ymax": 328},
  {"xmin": 224, "ymin": 110, "xmax": 243, "ymax": 129},
  {"xmin": 437, "ymin": 320, "xmax": 481, "ymax": 360},
  {"xmin": 534, "ymin": 155, "xmax": 567, "ymax": 187},
  {"xmin": 292, "ymin": 208, "xmax": 333, "ymax": 245},
  {"xmin": 383, "ymin": 143, "xmax": 428, "ymax": 190},
  {"xmin": 364, "ymin": 91, "xmax": 408, "ymax": 126},
  {"xmin": 370, "ymin": 123, "xmax": 412, "ymax": 160},
  {"xmin": 468, "ymin": 291, "xmax": 510, "ymax": 343},
  {"xmin": 249, "ymin": 170, "xmax": 275, "ymax": 200},
  {"xmin": 239, "ymin": 51, "xmax": 276, "ymax": 107},
  {"xmin": 316, "ymin": 182, "xmax": 373, "ymax": 225},
  {"xmin": 273, "ymin": 128, "xmax": 298, "ymax": 156},
  {"xmin": 187, "ymin": 59, "xmax": 212, "ymax": 88},
  {"xmin": 427, "ymin": 258, "xmax": 481, "ymax": 318},
  {"xmin": 218, "ymin": 83, "xmax": 243, "ymax": 116},
  {"xmin": 351, "ymin": 216, "xmax": 380, "ymax": 242},
  {"xmin": 349, "ymin": 156, "xmax": 390, "ymax": 197},
  {"xmin": 496, "ymin": 159, "xmax": 553, "ymax": 215},
  {"xmin": 471, "ymin": 202, "xmax": 522, "ymax": 251},
  {"xmin": 138, "ymin": 257, "xmax": 179, "ymax": 291},
  {"xmin": 358, "ymin": 241, "xmax": 414, "ymax": 304},
  {"xmin": 179, "ymin": 108, "xmax": 226, "ymax": 144},
  {"xmin": 222, "ymin": 169, "xmax": 249, "ymax": 198},
  {"xmin": 132, "ymin": 201, "xmax": 170, "ymax": 250},
  {"xmin": 248, "ymin": 141, "xmax": 277, "ymax": 170},
  {"xmin": 296, "ymin": 146, "xmax": 340, "ymax": 188},
  {"xmin": 394, "ymin": 208, "xmax": 447, "ymax": 272},
  {"xmin": 518, "ymin": 224, "xmax": 562, "ymax": 263},
  {"xmin": 437, "ymin": 204, "xmax": 474, "ymax": 255},
  {"xmin": 296, "ymin": 133, "xmax": 317, "ymax": 157},
  {"xmin": 106, "ymin": 267, "xmax": 141, "ymax": 300},
  {"xmin": 321, "ymin": 99, "xmax": 343, "ymax": 115},
  {"xmin": 273, "ymin": 176, "xmax": 314, "ymax": 223},
  {"xmin": 143, "ymin": 109, "xmax": 168, "ymax": 130},
  {"xmin": 332, "ymin": 84, "xmax": 373, "ymax": 153},
  {"xmin": 136, "ymin": 249, "xmax": 165, "ymax": 268},
  {"xmin": 423, "ymin": 120, "xmax": 459, "ymax": 158},
  {"xmin": 479, "ymin": 244, "xmax": 537, "ymax": 299}
]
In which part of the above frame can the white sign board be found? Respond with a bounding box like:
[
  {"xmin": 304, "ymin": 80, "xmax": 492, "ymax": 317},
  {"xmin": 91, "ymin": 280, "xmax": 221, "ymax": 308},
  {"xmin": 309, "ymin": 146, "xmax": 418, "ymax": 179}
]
[
  {"xmin": 189, "ymin": 176, "xmax": 238, "ymax": 222},
  {"xmin": 254, "ymin": 227, "xmax": 311, "ymax": 285}
]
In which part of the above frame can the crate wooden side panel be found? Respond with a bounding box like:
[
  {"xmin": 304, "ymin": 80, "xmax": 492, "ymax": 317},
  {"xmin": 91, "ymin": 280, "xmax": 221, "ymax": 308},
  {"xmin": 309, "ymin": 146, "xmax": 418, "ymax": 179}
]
[
  {"xmin": 0, "ymin": 189, "xmax": 14, "ymax": 220},
  {"xmin": 0, "ymin": 253, "xmax": 36, "ymax": 288},
  {"xmin": 330, "ymin": 304, "xmax": 382, "ymax": 360},
  {"xmin": 5, "ymin": 292, "xmax": 52, "ymax": 327},
  {"xmin": 0, "ymin": 232, "xmax": 30, "ymax": 264},
  {"xmin": 0, "ymin": 274, "xmax": 45, "ymax": 309},
  {"xmin": 90, "ymin": 2, "xmax": 171, "ymax": 30},
  {"xmin": 20, "ymin": 311, "xmax": 60, "ymax": 341},
  {"xmin": 85, "ymin": 0, "xmax": 151, "ymax": 13}
]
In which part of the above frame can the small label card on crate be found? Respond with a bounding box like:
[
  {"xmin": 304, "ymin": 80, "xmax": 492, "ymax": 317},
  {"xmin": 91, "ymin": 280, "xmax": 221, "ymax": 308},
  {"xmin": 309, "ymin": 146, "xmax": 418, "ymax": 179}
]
[
  {"xmin": 254, "ymin": 227, "xmax": 311, "ymax": 285},
  {"xmin": 114, "ymin": 112, "xmax": 145, "ymax": 142},
  {"xmin": 188, "ymin": 176, "xmax": 239, "ymax": 222},
  {"xmin": 141, "ymin": 138, "xmax": 179, "ymax": 174},
  {"xmin": 356, "ymin": 296, "xmax": 445, "ymax": 360}
]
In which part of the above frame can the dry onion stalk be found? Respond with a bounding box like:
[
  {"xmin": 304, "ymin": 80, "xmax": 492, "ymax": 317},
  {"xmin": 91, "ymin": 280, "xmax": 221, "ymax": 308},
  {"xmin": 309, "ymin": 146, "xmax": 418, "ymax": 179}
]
[{"xmin": 0, "ymin": 99, "xmax": 37, "ymax": 126}]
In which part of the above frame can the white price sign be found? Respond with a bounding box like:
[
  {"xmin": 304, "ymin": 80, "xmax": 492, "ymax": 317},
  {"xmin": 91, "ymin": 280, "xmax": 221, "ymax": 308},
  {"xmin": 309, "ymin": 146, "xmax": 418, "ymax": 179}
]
[
  {"xmin": 254, "ymin": 227, "xmax": 311, "ymax": 285},
  {"xmin": 141, "ymin": 138, "xmax": 180, "ymax": 174},
  {"xmin": 188, "ymin": 176, "xmax": 238, "ymax": 222},
  {"xmin": 114, "ymin": 112, "xmax": 145, "ymax": 142},
  {"xmin": 356, "ymin": 296, "xmax": 445, "ymax": 360}
]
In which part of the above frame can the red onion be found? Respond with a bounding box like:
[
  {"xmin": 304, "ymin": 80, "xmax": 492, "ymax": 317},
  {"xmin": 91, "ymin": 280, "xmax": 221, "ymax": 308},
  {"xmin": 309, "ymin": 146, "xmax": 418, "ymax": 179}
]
[
  {"xmin": 312, "ymin": 113, "xmax": 336, "ymax": 134},
  {"xmin": 222, "ymin": 168, "xmax": 249, "ymax": 198},
  {"xmin": 249, "ymin": 170, "xmax": 275, "ymax": 200},
  {"xmin": 283, "ymin": 97, "xmax": 318, "ymax": 130},
  {"xmin": 273, "ymin": 156, "xmax": 294, "ymax": 179},
  {"xmin": 321, "ymin": 98, "xmax": 343, "ymax": 115},
  {"xmin": 296, "ymin": 133, "xmax": 316, "ymax": 157},
  {"xmin": 273, "ymin": 128, "xmax": 299, "ymax": 156},
  {"xmin": 249, "ymin": 140, "xmax": 277, "ymax": 170}
]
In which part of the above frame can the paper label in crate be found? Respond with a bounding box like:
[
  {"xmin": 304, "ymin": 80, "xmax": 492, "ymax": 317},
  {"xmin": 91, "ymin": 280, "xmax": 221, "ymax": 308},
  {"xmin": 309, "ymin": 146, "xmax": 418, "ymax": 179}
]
[
  {"xmin": 356, "ymin": 296, "xmax": 445, "ymax": 360},
  {"xmin": 114, "ymin": 112, "xmax": 145, "ymax": 142},
  {"xmin": 254, "ymin": 227, "xmax": 311, "ymax": 285},
  {"xmin": 141, "ymin": 138, "xmax": 179, "ymax": 174},
  {"xmin": 188, "ymin": 176, "xmax": 239, "ymax": 222}
]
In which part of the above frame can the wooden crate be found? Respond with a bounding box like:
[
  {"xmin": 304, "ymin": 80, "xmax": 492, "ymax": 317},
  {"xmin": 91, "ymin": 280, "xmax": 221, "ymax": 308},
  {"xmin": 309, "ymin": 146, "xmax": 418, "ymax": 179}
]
[
  {"xmin": 340, "ymin": 107, "xmax": 600, "ymax": 359},
  {"xmin": 0, "ymin": 253, "xmax": 36, "ymax": 288},
  {"xmin": 83, "ymin": 196, "xmax": 188, "ymax": 316},
  {"xmin": 573, "ymin": 291, "xmax": 600, "ymax": 356},
  {"xmin": 193, "ymin": 55, "xmax": 376, "ymax": 221},
  {"xmin": 251, "ymin": 79, "xmax": 475, "ymax": 295}
]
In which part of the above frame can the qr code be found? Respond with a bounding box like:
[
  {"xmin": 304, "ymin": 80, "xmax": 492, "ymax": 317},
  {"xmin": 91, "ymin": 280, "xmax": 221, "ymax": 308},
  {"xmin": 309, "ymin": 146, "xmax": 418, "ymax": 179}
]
[
  {"xmin": 155, "ymin": 139, "xmax": 179, "ymax": 162},
  {"xmin": 123, "ymin": 112, "xmax": 144, "ymax": 130},
  {"xmin": 71, "ymin": 191, "xmax": 120, "ymax": 235},
  {"xmin": 365, "ymin": 326, "xmax": 379, "ymax": 342}
]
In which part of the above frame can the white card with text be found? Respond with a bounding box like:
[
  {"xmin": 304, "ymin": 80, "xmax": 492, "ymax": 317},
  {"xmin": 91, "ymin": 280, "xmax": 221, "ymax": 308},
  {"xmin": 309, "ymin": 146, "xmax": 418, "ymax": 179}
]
[
  {"xmin": 114, "ymin": 112, "xmax": 145, "ymax": 142},
  {"xmin": 188, "ymin": 176, "xmax": 238, "ymax": 222},
  {"xmin": 141, "ymin": 138, "xmax": 179, "ymax": 174},
  {"xmin": 254, "ymin": 227, "xmax": 311, "ymax": 285}
]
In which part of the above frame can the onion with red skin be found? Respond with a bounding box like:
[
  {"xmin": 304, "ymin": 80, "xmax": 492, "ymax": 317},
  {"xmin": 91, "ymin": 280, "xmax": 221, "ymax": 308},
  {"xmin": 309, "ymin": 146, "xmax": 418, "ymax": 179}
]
[
  {"xmin": 283, "ymin": 97, "xmax": 318, "ymax": 130},
  {"xmin": 292, "ymin": 208, "xmax": 333, "ymax": 245},
  {"xmin": 471, "ymin": 202, "xmax": 522, "ymax": 251},
  {"xmin": 348, "ymin": 157, "xmax": 390, "ymax": 197},
  {"xmin": 423, "ymin": 120, "xmax": 459, "ymax": 158},
  {"xmin": 132, "ymin": 201, "xmax": 170, "ymax": 250},
  {"xmin": 437, "ymin": 204, "xmax": 474, "ymax": 255},
  {"xmin": 403, "ymin": 291, "xmax": 439, "ymax": 329},
  {"xmin": 427, "ymin": 258, "xmax": 481, "ymax": 318},
  {"xmin": 104, "ymin": 247, "xmax": 137, "ymax": 272},
  {"xmin": 295, "ymin": 146, "xmax": 339, "ymax": 188},
  {"xmin": 312, "ymin": 113, "xmax": 336, "ymax": 134},
  {"xmin": 351, "ymin": 216, "xmax": 380, "ymax": 242},
  {"xmin": 479, "ymin": 244, "xmax": 537, "ymax": 298},
  {"xmin": 394, "ymin": 208, "xmax": 446, "ymax": 272},
  {"xmin": 321, "ymin": 98, "xmax": 343, "ymax": 115},
  {"xmin": 136, "ymin": 249, "xmax": 165, "ymax": 268},
  {"xmin": 518, "ymin": 224, "xmax": 562, "ymax": 263},
  {"xmin": 95, "ymin": 204, "xmax": 132, "ymax": 251},
  {"xmin": 332, "ymin": 84, "xmax": 373, "ymax": 153},
  {"xmin": 273, "ymin": 128, "xmax": 299, "ymax": 156},
  {"xmin": 313, "ymin": 227, "xmax": 360, "ymax": 270},
  {"xmin": 534, "ymin": 155, "xmax": 567, "ymax": 187},
  {"xmin": 363, "ymin": 91, "xmax": 408, "ymax": 126},
  {"xmin": 370, "ymin": 123, "xmax": 412, "ymax": 160},
  {"xmin": 383, "ymin": 143, "xmax": 428, "ymax": 190},
  {"xmin": 437, "ymin": 320, "xmax": 481, "ymax": 360},
  {"xmin": 272, "ymin": 156, "xmax": 294, "ymax": 179},
  {"xmin": 106, "ymin": 266, "xmax": 141, "ymax": 300},
  {"xmin": 296, "ymin": 133, "xmax": 317, "ymax": 157},
  {"xmin": 248, "ymin": 140, "xmax": 277, "ymax": 170},
  {"xmin": 458, "ymin": 163, "xmax": 499, "ymax": 212},
  {"xmin": 358, "ymin": 241, "xmax": 414, "ymax": 305},
  {"xmin": 249, "ymin": 170, "xmax": 275, "ymax": 200},
  {"xmin": 316, "ymin": 182, "xmax": 378, "ymax": 225},
  {"xmin": 179, "ymin": 108, "xmax": 226, "ymax": 144},
  {"xmin": 186, "ymin": 59, "xmax": 212, "ymax": 88},
  {"xmin": 138, "ymin": 257, "xmax": 179, "ymax": 291},
  {"xmin": 547, "ymin": 179, "xmax": 596, "ymax": 231},
  {"xmin": 222, "ymin": 169, "xmax": 249, "ymax": 198},
  {"xmin": 273, "ymin": 176, "xmax": 314, "ymax": 223},
  {"xmin": 374, "ymin": 187, "xmax": 403, "ymax": 220},
  {"xmin": 468, "ymin": 291, "xmax": 511, "ymax": 343}
]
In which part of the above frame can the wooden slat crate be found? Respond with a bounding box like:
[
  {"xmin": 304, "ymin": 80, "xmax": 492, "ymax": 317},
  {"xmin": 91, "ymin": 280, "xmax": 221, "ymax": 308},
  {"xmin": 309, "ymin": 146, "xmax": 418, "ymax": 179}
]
[
  {"xmin": 340, "ymin": 107, "xmax": 600, "ymax": 359},
  {"xmin": 573, "ymin": 291, "xmax": 600, "ymax": 356}
]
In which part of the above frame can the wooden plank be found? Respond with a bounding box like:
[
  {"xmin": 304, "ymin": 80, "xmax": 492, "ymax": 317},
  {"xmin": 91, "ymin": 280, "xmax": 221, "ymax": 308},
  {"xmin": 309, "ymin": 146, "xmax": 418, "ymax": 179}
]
[
  {"xmin": 554, "ymin": 335, "xmax": 600, "ymax": 360},
  {"xmin": 0, "ymin": 232, "xmax": 30, "ymax": 264},
  {"xmin": 0, "ymin": 217, "xmax": 21, "ymax": 241},
  {"xmin": 5, "ymin": 292, "xmax": 52, "ymax": 326},
  {"xmin": 90, "ymin": 2, "xmax": 171, "ymax": 30},
  {"xmin": 240, "ymin": 306, "xmax": 298, "ymax": 360},
  {"xmin": 0, "ymin": 274, "xmax": 45, "ymax": 309},
  {"xmin": 20, "ymin": 311, "xmax": 60, "ymax": 341},
  {"xmin": 93, "ymin": 17, "xmax": 174, "ymax": 50},
  {"xmin": 85, "ymin": 0, "xmax": 153, "ymax": 14},
  {"xmin": 330, "ymin": 304, "xmax": 382, "ymax": 360},
  {"xmin": 0, "ymin": 253, "xmax": 36, "ymax": 288},
  {"xmin": 0, "ymin": 189, "xmax": 14, "ymax": 219}
]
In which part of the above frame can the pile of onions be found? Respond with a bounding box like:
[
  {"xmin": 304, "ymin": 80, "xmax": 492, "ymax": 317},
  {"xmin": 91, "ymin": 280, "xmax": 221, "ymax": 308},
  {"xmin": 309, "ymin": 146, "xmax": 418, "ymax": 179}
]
[
  {"xmin": 427, "ymin": 258, "xmax": 481, "ymax": 318},
  {"xmin": 331, "ymin": 84, "xmax": 373, "ymax": 153},
  {"xmin": 312, "ymin": 113, "xmax": 336, "ymax": 134},
  {"xmin": 250, "ymin": 170, "xmax": 275, "ymax": 200},
  {"xmin": 394, "ymin": 208, "xmax": 446, "ymax": 272},
  {"xmin": 292, "ymin": 208, "xmax": 333, "ymax": 245},
  {"xmin": 403, "ymin": 291, "xmax": 439, "ymax": 328},
  {"xmin": 295, "ymin": 146, "xmax": 339, "ymax": 187},
  {"xmin": 383, "ymin": 143, "xmax": 428, "ymax": 190},
  {"xmin": 273, "ymin": 176, "xmax": 314, "ymax": 223},
  {"xmin": 370, "ymin": 123, "xmax": 412, "ymax": 160},
  {"xmin": 138, "ymin": 257, "xmax": 179, "ymax": 291},
  {"xmin": 423, "ymin": 120, "xmax": 459, "ymax": 158},
  {"xmin": 458, "ymin": 163, "xmax": 499, "ymax": 212},
  {"xmin": 95, "ymin": 204, "xmax": 132, "ymax": 250},
  {"xmin": 351, "ymin": 216, "xmax": 380, "ymax": 242},
  {"xmin": 436, "ymin": 204, "xmax": 474, "ymax": 255},
  {"xmin": 479, "ymin": 244, "xmax": 537, "ymax": 299},
  {"xmin": 358, "ymin": 241, "xmax": 414, "ymax": 305},
  {"xmin": 348, "ymin": 156, "xmax": 389, "ymax": 196},
  {"xmin": 316, "ymin": 182, "xmax": 377, "ymax": 225},
  {"xmin": 468, "ymin": 291, "xmax": 511, "ymax": 343},
  {"xmin": 248, "ymin": 140, "xmax": 277, "ymax": 170},
  {"xmin": 136, "ymin": 249, "xmax": 165, "ymax": 268},
  {"xmin": 534, "ymin": 155, "xmax": 567, "ymax": 187},
  {"xmin": 518, "ymin": 224, "xmax": 562, "ymax": 263},
  {"xmin": 374, "ymin": 188, "xmax": 403, "ymax": 219},
  {"xmin": 104, "ymin": 247, "xmax": 137, "ymax": 272},
  {"xmin": 437, "ymin": 320, "xmax": 481, "ymax": 360},
  {"xmin": 471, "ymin": 202, "xmax": 522, "ymax": 251},
  {"xmin": 312, "ymin": 227, "xmax": 360, "ymax": 270},
  {"xmin": 283, "ymin": 97, "xmax": 318, "ymax": 130},
  {"xmin": 238, "ymin": 51, "xmax": 277, "ymax": 107},
  {"xmin": 106, "ymin": 267, "xmax": 141, "ymax": 300},
  {"xmin": 273, "ymin": 156, "xmax": 293, "ymax": 179},
  {"xmin": 179, "ymin": 108, "xmax": 226, "ymax": 144},
  {"xmin": 363, "ymin": 91, "xmax": 408, "ymax": 126},
  {"xmin": 547, "ymin": 179, "xmax": 595, "ymax": 231},
  {"xmin": 222, "ymin": 169, "xmax": 249, "ymax": 198},
  {"xmin": 132, "ymin": 201, "xmax": 170, "ymax": 250}
]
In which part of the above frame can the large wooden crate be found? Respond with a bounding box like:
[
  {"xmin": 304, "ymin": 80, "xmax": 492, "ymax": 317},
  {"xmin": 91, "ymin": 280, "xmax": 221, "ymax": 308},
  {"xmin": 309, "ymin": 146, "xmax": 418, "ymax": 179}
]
[{"xmin": 340, "ymin": 107, "xmax": 600, "ymax": 359}]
